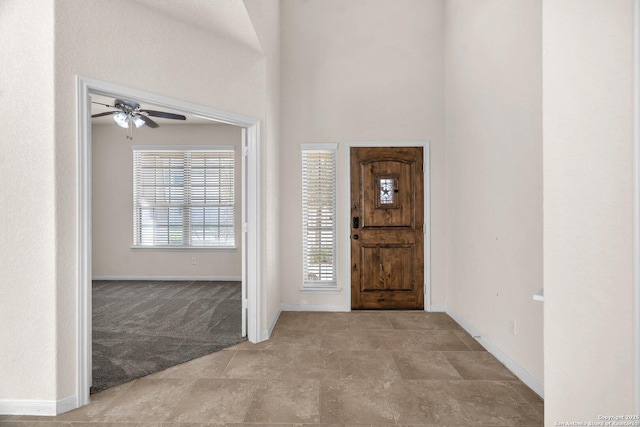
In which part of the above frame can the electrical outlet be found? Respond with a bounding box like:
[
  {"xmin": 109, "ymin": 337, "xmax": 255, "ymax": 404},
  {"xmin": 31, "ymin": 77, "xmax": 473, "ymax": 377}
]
[
  {"xmin": 191, "ymin": 257, "xmax": 197, "ymax": 265},
  {"xmin": 510, "ymin": 319, "xmax": 517, "ymax": 336}
]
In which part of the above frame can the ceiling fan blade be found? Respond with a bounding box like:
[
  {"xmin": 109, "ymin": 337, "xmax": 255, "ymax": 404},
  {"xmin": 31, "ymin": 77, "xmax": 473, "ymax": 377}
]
[
  {"xmin": 91, "ymin": 101, "xmax": 116, "ymax": 108},
  {"xmin": 143, "ymin": 110, "xmax": 187, "ymax": 120},
  {"xmin": 137, "ymin": 114, "xmax": 159, "ymax": 128},
  {"xmin": 91, "ymin": 111, "xmax": 118, "ymax": 118}
]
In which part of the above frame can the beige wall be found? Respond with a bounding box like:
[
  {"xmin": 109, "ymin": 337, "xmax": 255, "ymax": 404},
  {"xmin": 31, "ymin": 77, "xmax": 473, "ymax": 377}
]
[
  {"xmin": 279, "ymin": 0, "xmax": 445, "ymax": 309},
  {"xmin": 0, "ymin": 0, "xmax": 281, "ymax": 407},
  {"xmin": 244, "ymin": 0, "xmax": 282, "ymax": 333},
  {"xmin": 0, "ymin": 0, "xmax": 56, "ymax": 402},
  {"xmin": 543, "ymin": 0, "xmax": 636, "ymax": 419},
  {"xmin": 444, "ymin": 0, "xmax": 543, "ymax": 387},
  {"xmin": 92, "ymin": 124, "xmax": 242, "ymax": 279},
  {"xmin": 51, "ymin": 0, "xmax": 280, "ymax": 400},
  {"xmin": 3, "ymin": 0, "xmax": 638, "ymax": 417}
]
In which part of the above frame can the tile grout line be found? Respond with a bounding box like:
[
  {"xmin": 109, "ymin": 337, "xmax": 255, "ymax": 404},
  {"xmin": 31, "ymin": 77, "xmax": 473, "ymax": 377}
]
[
  {"xmin": 218, "ymin": 348, "xmax": 238, "ymax": 377},
  {"xmin": 154, "ymin": 377, "xmax": 199, "ymax": 424},
  {"xmin": 239, "ymin": 379, "xmax": 264, "ymax": 423},
  {"xmin": 504, "ymin": 379, "xmax": 545, "ymax": 416},
  {"xmin": 379, "ymin": 380, "xmax": 400, "ymax": 425},
  {"xmin": 379, "ymin": 365, "xmax": 402, "ymax": 425}
]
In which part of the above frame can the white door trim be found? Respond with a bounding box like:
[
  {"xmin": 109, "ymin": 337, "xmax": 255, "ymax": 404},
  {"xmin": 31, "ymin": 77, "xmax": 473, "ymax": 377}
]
[
  {"xmin": 633, "ymin": 0, "xmax": 640, "ymax": 413},
  {"xmin": 341, "ymin": 141, "xmax": 431, "ymax": 311},
  {"xmin": 76, "ymin": 76, "xmax": 262, "ymax": 408}
]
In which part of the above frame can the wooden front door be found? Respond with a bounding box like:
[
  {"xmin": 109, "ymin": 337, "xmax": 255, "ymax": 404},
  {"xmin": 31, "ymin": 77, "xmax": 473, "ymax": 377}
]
[{"xmin": 350, "ymin": 147, "xmax": 424, "ymax": 309}]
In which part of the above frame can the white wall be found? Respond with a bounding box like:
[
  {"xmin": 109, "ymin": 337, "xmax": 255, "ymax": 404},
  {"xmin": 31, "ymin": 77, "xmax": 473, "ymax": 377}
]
[
  {"xmin": 244, "ymin": 0, "xmax": 282, "ymax": 335},
  {"xmin": 543, "ymin": 0, "xmax": 636, "ymax": 419},
  {"xmin": 92, "ymin": 124, "xmax": 242, "ymax": 279},
  {"xmin": 279, "ymin": 0, "xmax": 445, "ymax": 309},
  {"xmin": 51, "ymin": 0, "xmax": 279, "ymax": 402},
  {"xmin": 4, "ymin": 0, "xmax": 637, "ymax": 418},
  {"xmin": 0, "ymin": 0, "xmax": 57, "ymax": 403},
  {"xmin": 444, "ymin": 0, "xmax": 543, "ymax": 386},
  {"xmin": 0, "ymin": 0, "xmax": 280, "ymax": 411}
]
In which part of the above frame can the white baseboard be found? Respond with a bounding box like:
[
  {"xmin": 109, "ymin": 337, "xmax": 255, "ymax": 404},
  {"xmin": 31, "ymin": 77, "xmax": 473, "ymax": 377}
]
[
  {"xmin": 261, "ymin": 306, "xmax": 282, "ymax": 341},
  {"xmin": 0, "ymin": 395, "xmax": 77, "ymax": 416},
  {"xmin": 56, "ymin": 395, "xmax": 78, "ymax": 415},
  {"xmin": 428, "ymin": 304, "xmax": 448, "ymax": 312},
  {"xmin": 446, "ymin": 309, "xmax": 544, "ymax": 399},
  {"xmin": 279, "ymin": 304, "xmax": 348, "ymax": 312},
  {"xmin": 92, "ymin": 276, "xmax": 242, "ymax": 281}
]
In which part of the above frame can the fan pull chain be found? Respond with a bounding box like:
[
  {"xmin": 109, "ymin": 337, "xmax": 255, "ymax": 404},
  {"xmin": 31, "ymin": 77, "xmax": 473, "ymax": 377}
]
[{"xmin": 127, "ymin": 114, "xmax": 133, "ymax": 140}]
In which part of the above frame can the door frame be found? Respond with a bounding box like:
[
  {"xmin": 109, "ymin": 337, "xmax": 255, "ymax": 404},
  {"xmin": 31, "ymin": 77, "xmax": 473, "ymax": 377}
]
[
  {"xmin": 341, "ymin": 141, "xmax": 431, "ymax": 311},
  {"xmin": 634, "ymin": 0, "xmax": 640, "ymax": 412},
  {"xmin": 76, "ymin": 76, "xmax": 262, "ymax": 407}
]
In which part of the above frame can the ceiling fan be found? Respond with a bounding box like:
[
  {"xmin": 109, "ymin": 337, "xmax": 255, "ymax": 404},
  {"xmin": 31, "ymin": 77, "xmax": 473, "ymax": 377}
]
[{"xmin": 91, "ymin": 99, "xmax": 186, "ymax": 140}]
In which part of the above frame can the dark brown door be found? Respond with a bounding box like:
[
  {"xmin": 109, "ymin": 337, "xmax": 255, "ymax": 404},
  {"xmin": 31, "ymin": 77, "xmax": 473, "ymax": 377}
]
[{"xmin": 351, "ymin": 147, "xmax": 424, "ymax": 309}]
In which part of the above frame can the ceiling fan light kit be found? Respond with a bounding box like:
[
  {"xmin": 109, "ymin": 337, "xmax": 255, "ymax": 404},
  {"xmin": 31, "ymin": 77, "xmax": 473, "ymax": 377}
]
[
  {"xmin": 91, "ymin": 98, "xmax": 187, "ymax": 140},
  {"xmin": 113, "ymin": 112, "xmax": 145, "ymax": 129}
]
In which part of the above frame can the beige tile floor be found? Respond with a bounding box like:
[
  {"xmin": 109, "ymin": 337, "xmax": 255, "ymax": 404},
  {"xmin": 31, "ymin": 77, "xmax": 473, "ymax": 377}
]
[{"xmin": 0, "ymin": 311, "xmax": 544, "ymax": 427}]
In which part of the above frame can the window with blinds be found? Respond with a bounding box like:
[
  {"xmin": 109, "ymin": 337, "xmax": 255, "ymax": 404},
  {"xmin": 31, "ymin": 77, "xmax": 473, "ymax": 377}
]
[
  {"xmin": 133, "ymin": 148, "xmax": 235, "ymax": 248},
  {"xmin": 301, "ymin": 146, "xmax": 337, "ymax": 287}
]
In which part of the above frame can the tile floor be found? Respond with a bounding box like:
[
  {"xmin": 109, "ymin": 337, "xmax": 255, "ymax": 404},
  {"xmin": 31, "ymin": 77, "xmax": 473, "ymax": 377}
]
[{"xmin": 0, "ymin": 311, "xmax": 544, "ymax": 426}]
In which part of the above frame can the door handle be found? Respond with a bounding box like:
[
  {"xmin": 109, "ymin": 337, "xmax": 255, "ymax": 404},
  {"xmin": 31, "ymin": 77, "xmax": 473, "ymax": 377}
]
[
  {"xmin": 353, "ymin": 216, "xmax": 360, "ymax": 229},
  {"xmin": 352, "ymin": 234, "xmax": 359, "ymax": 240}
]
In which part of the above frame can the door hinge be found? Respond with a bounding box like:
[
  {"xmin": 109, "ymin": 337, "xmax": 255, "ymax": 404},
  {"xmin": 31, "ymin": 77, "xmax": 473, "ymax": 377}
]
[
  {"xmin": 242, "ymin": 222, "xmax": 248, "ymax": 233},
  {"xmin": 242, "ymin": 299, "xmax": 249, "ymax": 309},
  {"xmin": 242, "ymin": 146, "xmax": 249, "ymax": 157}
]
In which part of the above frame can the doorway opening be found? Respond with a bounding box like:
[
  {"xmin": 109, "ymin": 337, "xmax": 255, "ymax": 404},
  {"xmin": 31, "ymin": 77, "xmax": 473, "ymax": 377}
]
[
  {"xmin": 77, "ymin": 76, "xmax": 262, "ymax": 407},
  {"xmin": 89, "ymin": 95, "xmax": 245, "ymax": 392}
]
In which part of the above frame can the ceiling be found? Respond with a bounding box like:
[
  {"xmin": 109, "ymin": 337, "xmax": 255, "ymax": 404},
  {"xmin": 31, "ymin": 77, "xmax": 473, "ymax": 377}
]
[
  {"xmin": 91, "ymin": 1, "xmax": 262, "ymax": 129},
  {"xmin": 131, "ymin": 0, "xmax": 261, "ymax": 52},
  {"xmin": 78, "ymin": 0, "xmax": 264, "ymax": 357}
]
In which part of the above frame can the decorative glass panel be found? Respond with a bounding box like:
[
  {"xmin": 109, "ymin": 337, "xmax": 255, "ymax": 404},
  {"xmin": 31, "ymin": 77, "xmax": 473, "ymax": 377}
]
[{"xmin": 380, "ymin": 178, "xmax": 394, "ymax": 204}]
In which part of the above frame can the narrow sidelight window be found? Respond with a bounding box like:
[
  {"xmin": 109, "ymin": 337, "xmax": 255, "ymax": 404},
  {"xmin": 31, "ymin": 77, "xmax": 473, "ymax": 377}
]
[{"xmin": 301, "ymin": 145, "xmax": 337, "ymax": 287}]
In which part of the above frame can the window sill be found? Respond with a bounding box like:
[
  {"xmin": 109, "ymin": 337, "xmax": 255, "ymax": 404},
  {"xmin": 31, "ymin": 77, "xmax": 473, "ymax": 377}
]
[
  {"xmin": 130, "ymin": 246, "xmax": 237, "ymax": 251},
  {"xmin": 300, "ymin": 287, "xmax": 342, "ymax": 294}
]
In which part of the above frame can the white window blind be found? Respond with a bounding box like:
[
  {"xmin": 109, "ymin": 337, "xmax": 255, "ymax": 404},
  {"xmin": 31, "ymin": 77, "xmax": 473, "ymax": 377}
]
[
  {"xmin": 301, "ymin": 147, "xmax": 337, "ymax": 286},
  {"xmin": 133, "ymin": 149, "xmax": 235, "ymax": 248}
]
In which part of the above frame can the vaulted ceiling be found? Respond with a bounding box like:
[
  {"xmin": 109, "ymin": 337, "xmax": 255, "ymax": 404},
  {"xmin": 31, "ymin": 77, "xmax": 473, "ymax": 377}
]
[{"xmin": 131, "ymin": 0, "xmax": 262, "ymax": 52}]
